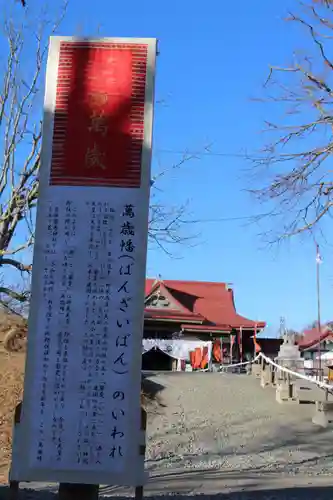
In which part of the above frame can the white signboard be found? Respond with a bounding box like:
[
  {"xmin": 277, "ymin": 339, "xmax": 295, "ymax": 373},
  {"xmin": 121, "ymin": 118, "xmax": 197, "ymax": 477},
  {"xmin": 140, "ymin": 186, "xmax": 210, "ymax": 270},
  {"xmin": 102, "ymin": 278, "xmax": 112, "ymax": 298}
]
[{"xmin": 13, "ymin": 37, "xmax": 156, "ymax": 486}]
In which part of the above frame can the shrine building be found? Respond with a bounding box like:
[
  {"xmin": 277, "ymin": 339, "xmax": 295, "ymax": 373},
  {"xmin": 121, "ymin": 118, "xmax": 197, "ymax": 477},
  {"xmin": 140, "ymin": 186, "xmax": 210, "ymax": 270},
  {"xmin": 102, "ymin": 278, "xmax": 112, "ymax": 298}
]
[
  {"xmin": 298, "ymin": 324, "xmax": 333, "ymax": 359},
  {"xmin": 142, "ymin": 278, "xmax": 266, "ymax": 371}
]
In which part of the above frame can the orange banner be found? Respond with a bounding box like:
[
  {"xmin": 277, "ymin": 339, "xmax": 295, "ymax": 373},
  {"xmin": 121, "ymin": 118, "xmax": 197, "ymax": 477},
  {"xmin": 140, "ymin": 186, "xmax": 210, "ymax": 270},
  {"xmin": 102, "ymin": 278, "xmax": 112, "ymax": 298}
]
[
  {"xmin": 212, "ymin": 341, "xmax": 221, "ymax": 362},
  {"xmin": 253, "ymin": 335, "xmax": 262, "ymax": 353},
  {"xmin": 194, "ymin": 347, "xmax": 202, "ymax": 369},
  {"xmin": 201, "ymin": 346, "xmax": 209, "ymax": 369},
  {"xmin": 189, "ymin": 350, "xmax": 195, "ymax": 367}
]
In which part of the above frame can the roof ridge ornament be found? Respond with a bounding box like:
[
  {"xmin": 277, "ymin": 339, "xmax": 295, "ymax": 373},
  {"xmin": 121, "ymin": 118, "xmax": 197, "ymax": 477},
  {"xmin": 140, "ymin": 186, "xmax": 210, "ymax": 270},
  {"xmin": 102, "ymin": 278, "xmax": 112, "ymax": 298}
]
[{"xmin": 152, "ymin": 274, "xmax": 164, "ymax": 290}]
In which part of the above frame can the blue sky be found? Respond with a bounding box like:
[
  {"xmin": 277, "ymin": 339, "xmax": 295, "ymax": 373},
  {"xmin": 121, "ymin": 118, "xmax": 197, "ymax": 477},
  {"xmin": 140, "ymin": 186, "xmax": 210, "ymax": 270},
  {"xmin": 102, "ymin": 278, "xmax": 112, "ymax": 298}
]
[{"xmin": 5, "ymin": 0, "xmax": 333, "ymax": 335}]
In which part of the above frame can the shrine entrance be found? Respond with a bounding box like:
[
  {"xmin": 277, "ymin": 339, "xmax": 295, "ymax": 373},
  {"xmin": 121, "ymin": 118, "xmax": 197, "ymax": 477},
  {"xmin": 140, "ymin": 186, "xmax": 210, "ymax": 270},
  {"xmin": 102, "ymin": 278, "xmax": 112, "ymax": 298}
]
[{"xmin": 142, "ymin": 347, "xmax": 173, "ymax": 371}]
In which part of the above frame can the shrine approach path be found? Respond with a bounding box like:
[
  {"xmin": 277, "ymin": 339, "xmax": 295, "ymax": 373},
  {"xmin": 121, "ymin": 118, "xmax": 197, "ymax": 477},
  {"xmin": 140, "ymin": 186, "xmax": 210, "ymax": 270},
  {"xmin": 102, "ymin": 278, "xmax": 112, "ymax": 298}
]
[{"xmin": 8, "ymin": 372, "xmax": 333, "ymax": 499}]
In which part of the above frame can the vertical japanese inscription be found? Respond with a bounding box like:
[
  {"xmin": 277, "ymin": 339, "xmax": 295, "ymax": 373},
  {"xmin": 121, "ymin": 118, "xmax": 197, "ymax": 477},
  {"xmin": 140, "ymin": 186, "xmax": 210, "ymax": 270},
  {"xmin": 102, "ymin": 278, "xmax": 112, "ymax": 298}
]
[
  {"xmin": 50, "ymin": 43, "xmax": 148, "ymax": 187},
  {"xmin": 76, "ymin": 201, "xmax": 116, "ymax": 467},
  {"xmin": 106, "ymin": 203, "xmax": 137, "ymax": 460},
  {"xmin": 36, "ymin": 205, "xmax": 59, "ymax": 464},
  {"xmin": 51, "ymin": 201, "xmax": 76, "ymax": 463},
  {"xmin": 35, "ymin": 201, "xmax": 78, "ymax": 466}
]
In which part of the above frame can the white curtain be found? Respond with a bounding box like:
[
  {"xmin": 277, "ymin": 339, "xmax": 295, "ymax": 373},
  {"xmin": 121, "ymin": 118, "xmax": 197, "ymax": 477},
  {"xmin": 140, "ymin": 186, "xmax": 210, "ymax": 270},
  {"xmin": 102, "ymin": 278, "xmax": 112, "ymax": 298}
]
[{"xmin": 142, "ymin": 338, "xmax": 212, "ymax": 361}]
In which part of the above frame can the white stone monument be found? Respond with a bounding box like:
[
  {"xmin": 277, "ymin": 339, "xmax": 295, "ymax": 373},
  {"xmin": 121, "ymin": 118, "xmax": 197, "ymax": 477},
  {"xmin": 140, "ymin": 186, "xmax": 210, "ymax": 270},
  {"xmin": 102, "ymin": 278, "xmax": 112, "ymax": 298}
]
[{"xmin": 276, "ymin": 332, "xmax": 304, "ymax": 374}]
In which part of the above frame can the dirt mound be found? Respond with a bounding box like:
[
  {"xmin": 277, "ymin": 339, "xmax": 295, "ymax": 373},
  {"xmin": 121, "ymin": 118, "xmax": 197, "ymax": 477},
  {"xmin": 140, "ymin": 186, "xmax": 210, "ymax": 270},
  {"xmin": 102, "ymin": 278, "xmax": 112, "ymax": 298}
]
[
  {"xmin": 0, "ymin": 312, "xmax": 27, "ymax": 353},
  {"xmin": 0, "ymin": 350, "xmax": 25, "ymax": 484}
]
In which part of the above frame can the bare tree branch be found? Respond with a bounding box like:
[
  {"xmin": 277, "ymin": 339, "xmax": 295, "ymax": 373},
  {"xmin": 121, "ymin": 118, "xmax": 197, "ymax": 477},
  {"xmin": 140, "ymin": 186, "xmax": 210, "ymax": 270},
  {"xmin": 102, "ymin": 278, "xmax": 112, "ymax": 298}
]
[
  {"xmin": 0, "ymin": 1, "xmax": 203, "ymax": 309},
  {"xmin": 0, "ymin": 258, "xmax": 31, "ymax": 272},
  {"xmin": 0, "ymin": 1, "xmax": 68, "ymax": 309},
  {"xmin": 248, "ymin": 0, "xmax": 333, "ymax": 244},
  {"xmin": 148, "ymin": 148, "xmax": 206, "ymax": 255},
  {"xmin": 0, "ymin": 286, "xmax": 28, "ymax": 302}
]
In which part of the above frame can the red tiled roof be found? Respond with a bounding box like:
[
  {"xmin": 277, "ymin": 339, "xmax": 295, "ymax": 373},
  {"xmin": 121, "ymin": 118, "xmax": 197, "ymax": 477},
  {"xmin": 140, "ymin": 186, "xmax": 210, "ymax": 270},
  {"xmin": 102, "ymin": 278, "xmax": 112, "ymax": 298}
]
[
  {"xmin": 181, "ymin": 323, "xmax": 231, "ymax": 332},
  {"xmin": 145, "ymin": 309, "xmax": 203, "ymax": 322},
  {"xmin": 145, "ymin": 279, "xmax": 265, "ymax": 331},
  {"xmin": 298, "ymin": 324, "xmax": 333, "ymax": 350}
]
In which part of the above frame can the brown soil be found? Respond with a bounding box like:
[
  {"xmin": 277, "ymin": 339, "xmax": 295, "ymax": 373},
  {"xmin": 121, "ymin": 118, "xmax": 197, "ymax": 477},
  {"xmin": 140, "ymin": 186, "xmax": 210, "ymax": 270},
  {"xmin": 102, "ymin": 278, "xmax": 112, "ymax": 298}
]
[
  {"xmin": 0, "ymin": 349, "xmax": 25, "ymax": 484},
  {"xmin": 0, "ymin": 312, "xmax": 27, "ymax": 483}
]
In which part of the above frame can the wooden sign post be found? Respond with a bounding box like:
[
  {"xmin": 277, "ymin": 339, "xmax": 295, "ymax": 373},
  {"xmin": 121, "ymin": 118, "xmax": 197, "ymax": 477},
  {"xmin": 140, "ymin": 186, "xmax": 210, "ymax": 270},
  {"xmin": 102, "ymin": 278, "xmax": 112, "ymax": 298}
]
[{"xmin": 57, "ymin": 408, "xmax": 147, "ymax": 500}]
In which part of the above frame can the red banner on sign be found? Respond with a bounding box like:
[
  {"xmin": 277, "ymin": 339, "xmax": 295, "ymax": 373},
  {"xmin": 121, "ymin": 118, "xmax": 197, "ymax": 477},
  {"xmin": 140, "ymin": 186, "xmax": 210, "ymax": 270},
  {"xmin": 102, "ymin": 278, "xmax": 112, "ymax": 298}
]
[{"xmin": 50, "ymin": 42, "xmax": 148, "ymax": 188}]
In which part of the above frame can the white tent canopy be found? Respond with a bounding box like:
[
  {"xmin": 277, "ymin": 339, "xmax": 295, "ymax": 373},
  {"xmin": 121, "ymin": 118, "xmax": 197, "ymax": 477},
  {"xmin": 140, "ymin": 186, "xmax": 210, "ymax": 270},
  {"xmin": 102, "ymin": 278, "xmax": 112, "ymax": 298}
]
[
  {"xmin": 142, "ymin": 338, "xmax": 212, "ymax": 361},
  {"xmin": 316, "ymin": 350, "xmax": 333, "ymax": 361}
]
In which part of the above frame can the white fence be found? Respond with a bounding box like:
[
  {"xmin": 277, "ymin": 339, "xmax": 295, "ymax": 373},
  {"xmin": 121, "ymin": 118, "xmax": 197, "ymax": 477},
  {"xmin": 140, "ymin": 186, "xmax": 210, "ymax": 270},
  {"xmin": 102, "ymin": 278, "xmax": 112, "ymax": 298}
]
[{"xmin": 218, "ymin": 352, "xmax": 333, "ymax": 393}]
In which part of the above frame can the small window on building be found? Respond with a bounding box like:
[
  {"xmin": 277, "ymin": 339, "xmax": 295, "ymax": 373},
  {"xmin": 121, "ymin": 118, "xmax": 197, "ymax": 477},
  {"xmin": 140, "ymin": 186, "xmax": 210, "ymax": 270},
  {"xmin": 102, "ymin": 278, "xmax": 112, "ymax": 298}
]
[{"xmin": 147, "ymin": 294, "xmax": 170, "ymax": 308}]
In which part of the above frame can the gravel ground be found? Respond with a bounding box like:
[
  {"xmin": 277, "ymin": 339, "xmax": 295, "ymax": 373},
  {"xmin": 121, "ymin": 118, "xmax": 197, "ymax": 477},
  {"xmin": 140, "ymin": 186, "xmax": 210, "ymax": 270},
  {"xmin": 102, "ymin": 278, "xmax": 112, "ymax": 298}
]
[
  {"xmin": 3, "ymin": 372, "xmax": 333, "ymax": 499},
  {"xmin": 145, "ymin": 372, "xmax": 333, "ymax": 476}
]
